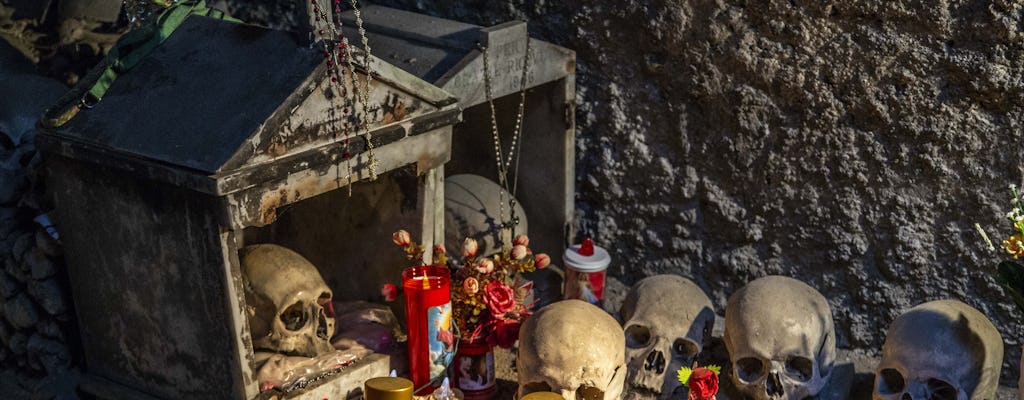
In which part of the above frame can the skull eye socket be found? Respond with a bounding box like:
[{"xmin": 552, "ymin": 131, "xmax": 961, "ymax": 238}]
[
  {"xmin": 784, "ymin": 356, "xmax": 814, "ymax": 382},
  {"xmin": 735, "ymin": 357, "xmax": 766, "ymax": 383},
  {"xmin": 876, "ymin": 368, "xmax": 905, "ymax": 394},
  {"xmin": 624, "ymin": 325, "xmax": 651, "ymax": 348},
  {"xmin": 280, "ymin": 302, "xmax": 308, "ymax": 331},
  {"xmin": 521, "ymin": 382, "xmax": 552, "ymax": 396},
  {"xmin": 576, "ymin": 386, "xmax": 604, "ymax": 400},
  {"xmin": 926, "ymin": 378, "xmax": 956, "ymax": 400},
  {"xmin": 672, "ymin": 338, "xmax": 698, "ymax": 360}
]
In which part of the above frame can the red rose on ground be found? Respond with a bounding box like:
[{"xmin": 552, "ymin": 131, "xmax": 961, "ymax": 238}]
[
  {"xmin": 489, "ymin": 319, "xmax": 521, "ymax": 349},
  {"xmin": 687, "ymin": 368, "xmax": 719, "ymax": 400},
  {"xmin": 483, "ymin": 281, "xmax": 516, "ymax": 319}
]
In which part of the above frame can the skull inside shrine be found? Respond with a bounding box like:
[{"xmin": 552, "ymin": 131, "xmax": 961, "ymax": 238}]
[
  {"xmin": 241, "ymin": 244, "xmax": 335, "ymax": 358},
  {"xmin": 724, "ymin": 276, "xmax": 837, "ymax": 400}
]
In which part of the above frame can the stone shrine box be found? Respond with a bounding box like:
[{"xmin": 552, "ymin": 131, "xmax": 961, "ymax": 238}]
[
  {"xmin": 340, "ymin": 6, "xmax": 577, "ymax": 263},
  {"xmin": 36, "ymin": 15, "xmax": 460, "ymax": 400}
]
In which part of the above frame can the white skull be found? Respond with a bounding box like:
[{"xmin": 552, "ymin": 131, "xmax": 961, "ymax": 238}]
[
  {"xmin": 619, "ymin": 275, "xmax": 716, "ymax": 400},
  {"xmin": 517, "ymin": 299, "xmax": 626, "ymax": 400},
  {"xmin": 873, "ymin": 299, "xmax": 1003, "ymax": 400},
  {"xmin": 241, "ymin": 244, "xmax": 335, "ymax": 357},
  {"xmin": 724, "ymin": 276, "xmax": 836, "ymax": 400}
]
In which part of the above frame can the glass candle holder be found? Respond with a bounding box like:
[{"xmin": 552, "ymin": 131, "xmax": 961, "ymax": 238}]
[
  {"xmin": 452, "ymin": 334, "xmax": 496, "ymax": 399},
  {"xmin": 402, "ymin": 265, "xmax": 452, "ymax": 394}
]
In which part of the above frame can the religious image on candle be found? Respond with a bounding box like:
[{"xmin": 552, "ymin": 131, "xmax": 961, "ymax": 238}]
[{"xmin": 427, "ymin": 302, "xmax": 455, "ymax": 379}]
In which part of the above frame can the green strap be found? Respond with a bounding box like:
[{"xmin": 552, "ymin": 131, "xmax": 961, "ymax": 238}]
[{"xmin": 44, "ymin": 1, "xmax": 239, "ymax": 127}]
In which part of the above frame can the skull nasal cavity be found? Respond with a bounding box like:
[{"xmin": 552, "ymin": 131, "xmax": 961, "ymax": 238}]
[
  {"xmin": 281, "ymin": 302, "xmax": 307, "ymax": 331},
  {"xmin": 766, "ymin": 372, "xmax": 784, "ymax": 396},
  {"xmin": 319, "ymin": 292, "xmax": 334, "ymax": 318},
  {"xmin": 644, "ymin": 350, "xmax": 666, "ymax": 373},
  {"xmin": 316, "ymin": 308, "xmax": 329, "ymax": 339}
]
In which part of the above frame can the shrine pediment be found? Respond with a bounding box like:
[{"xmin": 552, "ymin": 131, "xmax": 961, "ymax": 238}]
[{"xmin": 41, "ymin": 14, "xmax": 459, "ymax": 195}]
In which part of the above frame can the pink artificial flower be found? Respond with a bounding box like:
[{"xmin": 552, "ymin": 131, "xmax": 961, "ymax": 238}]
[
  {"xmin": 463, "ymin": 277, "xmax": 480, "ymax": 295},
  {"xmin": 511, "ymin": 245, "xmax": 528, "ymax": 260},
  {"xmin": 534, "ymin": 253, "xmax": 551, "ymax": 269},
  {"xmin": 476, "ymin": 258, "xmax": 495, "ymax": 274},
  {"xmin": 462, "ymin": 238, "xmax": 479, "ymax": 258},
  {"xmin": 392, "ymin": 230, "xmax": 411, "ymax": 246},
  {"xmin": 513, "ymin": 234, "xmax": 530, "ymax": 247}
]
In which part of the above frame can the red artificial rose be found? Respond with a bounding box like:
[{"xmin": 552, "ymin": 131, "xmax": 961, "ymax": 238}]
[
  {"xmin": 381, "ymin": 283, "xmax": 398, "ymax": 302},
  {"xmin": 483, "ymin": 281, "xmax": 517, "ymax": 319},
  {"xmin": 489, "ymin": 319, "xmax": 521, "ymax": 349},
  {"xmin": 687, "ymin": 368, "xmax": 719, "ymax": 400}
]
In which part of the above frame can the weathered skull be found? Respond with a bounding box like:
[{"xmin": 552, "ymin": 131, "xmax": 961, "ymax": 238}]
[
  {"xmin": 241, "ymin": 244, "xmax": 335, "ymax": 357},
  {"xmin": 724, "ymin": 276, "xmax": 836, "ymax": 400},
  {"xmin": 873, "ymin": 300, "xmax": 1003, "ymax": 400},
  {"xmin": 619, "ymin": 275, "xmax": 716, "ymax": 400},
  {"xmin": 518, "ymin": 299, "xmax": 626, "ymax": 400}
]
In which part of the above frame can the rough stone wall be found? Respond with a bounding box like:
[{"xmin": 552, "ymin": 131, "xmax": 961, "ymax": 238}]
[
  {"xmin": 2, "ymin": 0, "xmax": 1022, "ymax": 393},
  {"xmin": 0, "ymin": 42, "xmax": 77, "ymax": 397},
  {"xmin": 361, "ymin": 0, "xmax": 1024, "ymax": 384}
]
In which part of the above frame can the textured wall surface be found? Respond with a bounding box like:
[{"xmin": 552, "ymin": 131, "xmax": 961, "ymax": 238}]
[
  {"xmin": 356, "ymin": 0, "xmax": 1024, "ymax": 384},
  {"xmin": 3, "ymin": 0, "xmax": 1023, "ymax": 394}
]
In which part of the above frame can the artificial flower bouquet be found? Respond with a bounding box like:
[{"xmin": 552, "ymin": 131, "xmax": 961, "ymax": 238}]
[
  {"xmin": 387, "ymin": 230, "xmax": 552, "ymax": 349},
  {"xmin": 977, "ymin": 184, "xmax": 1024, "ymax": 311},
  {"xmin": 451, "ymin": 234, "xmax": 551, "ymax": 348}
]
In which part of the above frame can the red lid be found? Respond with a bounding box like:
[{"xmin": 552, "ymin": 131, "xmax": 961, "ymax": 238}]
[{"xmin": 578, "ymin": 237, "xmax": 595, "ymax": 256}]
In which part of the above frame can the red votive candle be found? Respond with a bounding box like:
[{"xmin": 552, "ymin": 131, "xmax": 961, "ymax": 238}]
[
  {"xmin": 402, "ymin": 265, "xmax": 453, "ymax": 394},
  {"xmin": 563, "ymin": 238, "xmax": 611, "ymax": 305}
]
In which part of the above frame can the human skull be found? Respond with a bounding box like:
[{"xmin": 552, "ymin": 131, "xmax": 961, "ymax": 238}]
[
  {"xmin": 241, "ymin": 244, "xmax": 335, "ymax": 357},
  {"xmin": 518, "ymin": 299, "xmax": 626, "ymax": 400},
  {"xmin": 724, "ymin": 276, "xmax": 836, "ymax": 400},
  {"xmin": 619, "ymin": 275, "xmax": 716, "ymax": 400},
  {"xmin": 873, "ymin": 300, "xmax": 1003, "ymax": 400}
]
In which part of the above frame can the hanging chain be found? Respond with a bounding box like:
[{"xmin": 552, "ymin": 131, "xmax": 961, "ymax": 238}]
[
  {"xmin": 510, "ymin": 38, "xmax": 531, "ymax": 197},
  {"xmin": 479, "ymin": 36, "xmax": 531, "ymax": 245},
  {"xmin": 311, "ymin": 0, "xmax": 379, "ymax": 195},
  {"xmin": 310, "ymin": 0, "xmax": 357, "ymax": 194},
  {"xmin": 345, "ymin": 0, "xmax": 380, "ymax": 181}
]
